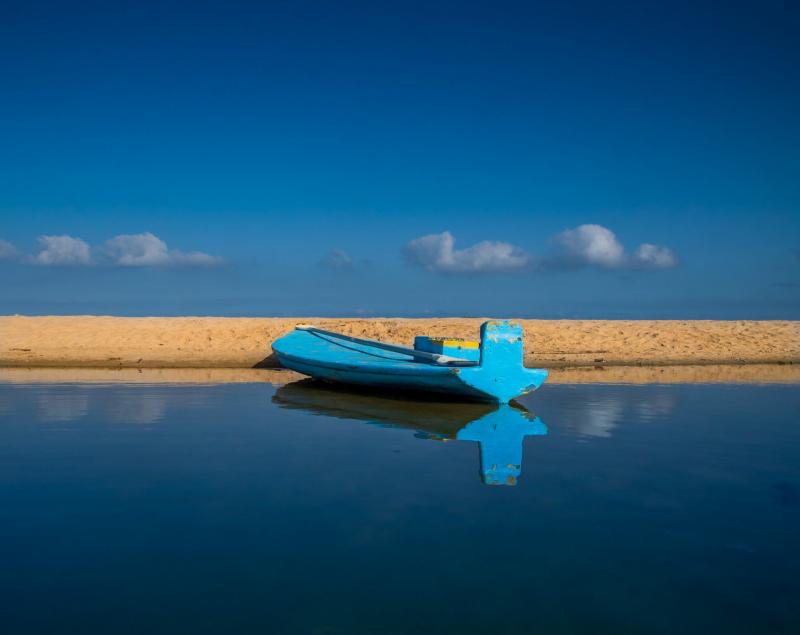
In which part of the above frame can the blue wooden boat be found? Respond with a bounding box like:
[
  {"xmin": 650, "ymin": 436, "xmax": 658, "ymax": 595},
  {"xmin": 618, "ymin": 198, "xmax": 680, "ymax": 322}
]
[{"xmin": 271, "ymin": 320, "xmax": 547, "ymax": 403}]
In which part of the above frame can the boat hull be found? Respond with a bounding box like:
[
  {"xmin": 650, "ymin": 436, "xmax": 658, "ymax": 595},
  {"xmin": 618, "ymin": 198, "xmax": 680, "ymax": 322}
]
[
  {"xmin": 275, "ymin": 354, "xmax": 492, "ymax": 401},
  {"xmin": 272, "ymin": 321, "xmax": 548, "ymax": 403}
]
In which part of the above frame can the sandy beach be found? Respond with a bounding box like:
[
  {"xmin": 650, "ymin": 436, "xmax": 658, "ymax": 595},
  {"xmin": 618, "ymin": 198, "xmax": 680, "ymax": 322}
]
[{"xmin": 1, "ymin": 316, "xmax": 797, "ymax": 369}]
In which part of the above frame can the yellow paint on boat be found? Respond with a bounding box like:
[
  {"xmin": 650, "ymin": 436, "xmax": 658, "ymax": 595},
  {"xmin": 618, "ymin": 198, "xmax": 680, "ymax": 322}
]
[{"xmin": 426, "ymin": 338, "xmax": 480, "ymax": 349}]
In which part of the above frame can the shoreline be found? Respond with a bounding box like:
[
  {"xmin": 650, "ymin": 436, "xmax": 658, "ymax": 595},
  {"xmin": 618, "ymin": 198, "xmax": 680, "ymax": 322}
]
[
  {"xmin": 2, "ymin": 315, "xmax": 798, "ymax": 369},
  {"xmin": 2, "ymin": 364, "xmax": 798, "ymax": 385}
]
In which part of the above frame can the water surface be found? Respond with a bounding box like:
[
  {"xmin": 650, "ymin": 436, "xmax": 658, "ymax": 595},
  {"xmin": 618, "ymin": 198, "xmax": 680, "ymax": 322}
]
[{"xmin": 0, "ymin": 379, "xmax": 798, "ymax": 633}]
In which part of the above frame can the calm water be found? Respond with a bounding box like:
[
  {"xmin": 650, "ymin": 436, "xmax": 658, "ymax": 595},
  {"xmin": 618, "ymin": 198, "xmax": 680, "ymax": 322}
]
[{"xmin": 0, "ymin": 379, "xmax": 798, "ymax": 634}]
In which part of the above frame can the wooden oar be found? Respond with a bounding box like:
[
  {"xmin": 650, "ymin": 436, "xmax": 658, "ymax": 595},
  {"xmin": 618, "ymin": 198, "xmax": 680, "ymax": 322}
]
[{"xmin": 295, "ymin": 324, "xmax": 474, "ymax": 365}]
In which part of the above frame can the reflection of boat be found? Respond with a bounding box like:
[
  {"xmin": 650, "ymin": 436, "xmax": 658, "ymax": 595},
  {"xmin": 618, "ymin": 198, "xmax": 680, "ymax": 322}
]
[
  {"xmin": 273, "ymin": 380, "xmax": 547, "ymax": 486},
  {"xmin": 456, "ymin": 409, "xmax": 546, "ymax": 486},
  {"xmin": 272, "ymin": 320, "xmax": 548, "ymax": 403}
]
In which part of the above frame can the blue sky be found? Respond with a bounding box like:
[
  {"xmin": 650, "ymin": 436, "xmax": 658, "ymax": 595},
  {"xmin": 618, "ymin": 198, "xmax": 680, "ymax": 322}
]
[{"xmin": 1, "ymin": 0, "xmax": 798, "ymax": 318}]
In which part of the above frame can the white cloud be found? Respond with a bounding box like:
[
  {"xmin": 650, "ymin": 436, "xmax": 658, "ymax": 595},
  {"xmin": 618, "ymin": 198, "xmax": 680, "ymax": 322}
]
[
  {"xmin": 102, "ymin": 232, "xmax": 222, "ymax": 267},
  {"xmin": 103, "ymin": 232, "xmax": 170, "ymax": 266},
  {"xmin": 548, "ymin": 224, "xmax": 677, "ymax": 270},
  {"xmin": 0, "ymin": 239, "xmax": 17, "ymax": 260},
  {"xmin": 552, "ymin": 224, "xmax": 625, "ymax": 268},
  {"xmin": 170, "ymin": 250, "xmax": 223, "ymax": 266},
  {"xmin": 319, "ymin": 248, "xmax": 354, "ymax": 271},
  {"xmin": 12, "ymin": 232, "xmax": 221, "ymax": 268},
  {"xmin": 33, "ymin": 235, "xmax": 92, "ymax": 266},
  {"xmin": 404, "ymin": 231, "xmax": 530, "ymax": 274},
  {"xmin": 632, "ymin": 243, "xmax": 678, "ymax": 269}
]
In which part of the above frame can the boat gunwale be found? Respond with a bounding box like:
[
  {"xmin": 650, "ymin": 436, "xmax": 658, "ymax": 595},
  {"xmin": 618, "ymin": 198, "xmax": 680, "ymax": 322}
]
[{"xmin": 273, "ymin": 349, "xmax": 475, "ymax": 377}]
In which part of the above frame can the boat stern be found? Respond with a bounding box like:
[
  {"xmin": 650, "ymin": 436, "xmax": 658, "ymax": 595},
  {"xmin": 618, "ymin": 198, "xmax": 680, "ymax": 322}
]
[{"xmin": 455, "ymin": 320, "xmax": 548, "ymax": 403}]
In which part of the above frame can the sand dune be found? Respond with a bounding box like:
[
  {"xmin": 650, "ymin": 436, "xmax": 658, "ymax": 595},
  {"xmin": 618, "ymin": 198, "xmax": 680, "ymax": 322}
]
[{"xmin": 1, "ymin": 316, "xmax": 797, "ymax": 369}]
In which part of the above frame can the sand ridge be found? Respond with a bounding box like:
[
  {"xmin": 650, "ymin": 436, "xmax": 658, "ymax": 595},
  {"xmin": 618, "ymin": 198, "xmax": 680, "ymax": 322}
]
[{"xmin": 1, "ymin": 316, "xmax": 797, "ymax": 368}]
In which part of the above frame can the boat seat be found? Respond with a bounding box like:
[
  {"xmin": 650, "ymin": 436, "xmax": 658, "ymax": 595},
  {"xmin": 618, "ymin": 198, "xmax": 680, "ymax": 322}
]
[{"xmin": 414, "ymin": 336, "xmax": 480, "ymax": 362}]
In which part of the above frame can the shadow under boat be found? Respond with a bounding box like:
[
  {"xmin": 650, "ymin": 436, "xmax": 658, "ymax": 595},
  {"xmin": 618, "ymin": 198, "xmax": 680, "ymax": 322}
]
[{"xmin": 272, "ymin": 379, "xmax": 547, "ymax": 486}]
